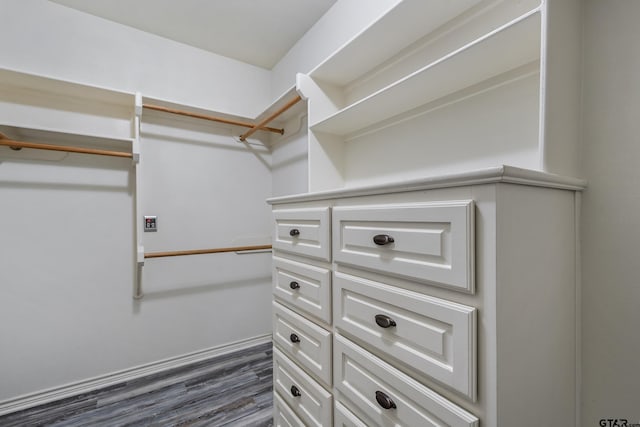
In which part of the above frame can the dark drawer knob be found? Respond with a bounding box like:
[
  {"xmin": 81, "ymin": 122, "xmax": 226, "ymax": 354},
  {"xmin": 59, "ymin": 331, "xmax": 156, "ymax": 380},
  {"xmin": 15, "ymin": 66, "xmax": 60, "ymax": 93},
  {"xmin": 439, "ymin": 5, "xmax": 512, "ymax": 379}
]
[
  {"xmin": 291, "ymin": 385, "xmax": 301, "ymax": 397},
  {"xmin": 290, "ymin": 333, "xmax": 300, "ymax": 343},
  {"xmin": 375, "ymin": 314, "xmax": 397, "ymax": 328},
  {"xmin": 375, "ymin": 391, "xmax": 396, "ymax": 410},
  {"xmin": 373, "ymin": 234, "xmax": 394, "ymax": 245},
  {"xmin": 289, "ymin": 229, "xmax": 300, "ymax": 237},
  {"xmin": 289, "ymin": 281, "xmax": 300, "ymax": 290}
]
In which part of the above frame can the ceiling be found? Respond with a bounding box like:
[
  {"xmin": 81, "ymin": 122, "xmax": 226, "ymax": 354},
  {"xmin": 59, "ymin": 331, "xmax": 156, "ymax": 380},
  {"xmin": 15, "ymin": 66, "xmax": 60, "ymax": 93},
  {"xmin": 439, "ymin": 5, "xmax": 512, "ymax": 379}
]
[{"xmin": 50, "ymin": 0, "xmax": 337, "ymax": 69}]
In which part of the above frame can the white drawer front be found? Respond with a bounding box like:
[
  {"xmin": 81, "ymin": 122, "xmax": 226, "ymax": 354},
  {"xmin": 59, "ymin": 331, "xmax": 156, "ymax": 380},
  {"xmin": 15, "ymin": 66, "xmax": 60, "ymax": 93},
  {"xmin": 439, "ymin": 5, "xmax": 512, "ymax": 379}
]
[
  {"xmin": 334, "ymin": 334, "xmax": 479, "ymax": 427},
  {"xmin": 334, "ymin": 272, "xmax": 476, "ymax": 400},
  {"xmin": 332, "ymin": 201, "xmax": 474, "ymax": 293},
  {"xmin": 273, "ymin": 256, "xmax": 331, "ymax": 324},
  {"xmin": 273, "ymin": 347, "xmax": 333, "ymax": 427},
  {"xmin": 273, "ymin": 207, "xmax": 331, "ymax": 261},
  {"xmin": 334, "ymin": 401, "xmax": 368, "ymax": 427},
  {"xmin": 274, "ymin": 392, "xmax": 305, "ymax": 427},
  {"xmin": 273, "ymin": 301, "xmax": 332, "ymax": 386}
]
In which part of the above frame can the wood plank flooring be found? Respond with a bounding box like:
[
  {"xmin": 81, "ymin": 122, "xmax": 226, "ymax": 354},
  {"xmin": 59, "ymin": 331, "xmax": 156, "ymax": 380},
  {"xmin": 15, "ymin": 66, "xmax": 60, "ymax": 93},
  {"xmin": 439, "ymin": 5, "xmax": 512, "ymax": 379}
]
[{"xmin": 0, "ymin": 342, "xmax": 273, "ymax": 426}]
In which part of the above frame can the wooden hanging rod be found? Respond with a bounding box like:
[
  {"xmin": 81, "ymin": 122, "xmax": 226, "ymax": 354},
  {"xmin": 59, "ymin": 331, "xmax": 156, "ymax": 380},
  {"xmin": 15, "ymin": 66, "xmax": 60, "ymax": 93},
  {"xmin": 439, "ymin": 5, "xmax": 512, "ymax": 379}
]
[
  {"xmin": 143, "ymin": 104, "xmax": 284, "ymax": 135},
  {"xmin": 239, "ymin": 95, "xmax": 302, "ymax": 142},
  {"xmin": 0, "ymin": 137, "xmax": 133, "ymax": 158},
  {"xmin": 144, "ymin": 244, "xmax": 272, "ymax": 259}
]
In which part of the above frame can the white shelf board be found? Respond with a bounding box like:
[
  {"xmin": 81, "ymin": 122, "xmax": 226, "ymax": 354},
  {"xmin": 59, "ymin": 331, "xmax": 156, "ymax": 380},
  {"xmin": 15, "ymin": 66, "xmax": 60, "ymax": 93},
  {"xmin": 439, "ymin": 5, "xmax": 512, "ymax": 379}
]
[
  {"xmin": 0, "ymin": 124, "xmax": 135, "ymax": 162},
  {"xmin": 255, "ymin": 86, "xmax": 306, "ymax": 125},
  {"xmin": 0, "ymin": 124, "xmax": 134, "ymax": 146},
  {"xmin": 310, "ymin": 10, "xmax": 541, "ymax": 136},
  {"xmin": 141, "ymin": 95, "xmax": 257, "ymax": 126},
  {"xmin": 0, "ymin": 68, "xmax": 134, "ymax": 107},
  {"xmin": 309, "ymin": 0, "xmax": 484, "ymax": 86},
  {"xmin": 142, "ymin": 87, "xmax": 305, "ymax": 137}
]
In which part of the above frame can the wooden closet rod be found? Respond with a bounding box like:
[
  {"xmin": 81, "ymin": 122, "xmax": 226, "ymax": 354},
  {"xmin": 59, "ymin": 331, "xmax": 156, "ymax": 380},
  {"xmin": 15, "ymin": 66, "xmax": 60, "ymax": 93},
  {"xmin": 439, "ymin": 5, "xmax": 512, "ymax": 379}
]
[
  {"xmin": 143, "ymin": 104, "xmax": 284, "ymax": 135},
  {"xmin": 239, "ymin": 95, "xmax": 302, "ymax": 142},
  {"xmin": 145, "ymin": 244, "xmax": 272, "ymax": 259},
  {"xmin": 0, "ymin": 137, "xmax": 133, "ymax": 158}
]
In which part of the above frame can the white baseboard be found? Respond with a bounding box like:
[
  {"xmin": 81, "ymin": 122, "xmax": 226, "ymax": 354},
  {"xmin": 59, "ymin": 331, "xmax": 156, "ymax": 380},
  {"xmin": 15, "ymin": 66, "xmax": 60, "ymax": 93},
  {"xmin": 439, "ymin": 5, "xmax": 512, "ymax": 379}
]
[{"xmin": 0, "ymin": 334, "xmax": 272, "ymax": 416}]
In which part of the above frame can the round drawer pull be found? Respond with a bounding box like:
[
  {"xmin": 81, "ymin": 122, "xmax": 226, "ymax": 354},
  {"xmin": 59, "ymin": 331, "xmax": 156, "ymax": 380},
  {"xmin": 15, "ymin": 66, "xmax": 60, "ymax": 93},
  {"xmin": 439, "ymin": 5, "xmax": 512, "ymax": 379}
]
[
  {"xmin": 289, "ymin": 229, "xmax": 300, "ymax": 237},
  {"xmin": 373, "ymin": 234, "xmax": 394, "ymax": 245},
  {"xmin": 289, "ymin": 281, "xmax": 300, "ymax": 290},
  {"xmin": 375, "ymin": 314, "xmax": 397, "ymax": 328},
  {"xmin": 290, "ymin": 333, "xmax": 300, "ymax": 343},
  {"xmin": 291, "ymin": 385, "xmax": 302, "ymax": 397},
  {"xmin": 375, "ymin": 391, "xmax": 396, "ymax": 410}
]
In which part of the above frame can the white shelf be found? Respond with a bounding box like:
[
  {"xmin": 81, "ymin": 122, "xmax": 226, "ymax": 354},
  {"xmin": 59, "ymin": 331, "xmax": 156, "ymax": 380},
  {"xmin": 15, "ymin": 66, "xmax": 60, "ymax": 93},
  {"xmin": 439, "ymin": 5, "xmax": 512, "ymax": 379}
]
[
  {"xmin": 141, "ymin": 95, "xmax": 256, "ymax": 127},
  {"xmin": 0, "ymin": 68, "xmax": 135, "ymax": 141},
  {"xmin": 0, "ymin": 124, "xmax": 134, "ymax": 146},
  {"xmin": 309, "ymin": 0, "xmax": 484, "ymax": 86},
  {"xmin": 310, "ymin": 10, "xmax": 541, "ymax": 136},
  {"xmin": 142, "ymin": 87, "xmax": 306, "ymax": 147},
  {"xmin": 0, "ymin": 68, "xmax": 133, "ymax": 107},
  {"xmin": 255, "ymin": 86, "xmax": 306, "ymax": 125}
]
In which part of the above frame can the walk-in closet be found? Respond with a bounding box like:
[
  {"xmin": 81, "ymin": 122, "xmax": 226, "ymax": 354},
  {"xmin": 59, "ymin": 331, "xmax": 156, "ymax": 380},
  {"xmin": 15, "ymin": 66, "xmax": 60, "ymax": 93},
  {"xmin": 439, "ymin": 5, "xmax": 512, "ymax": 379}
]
[{"xmin": 1, "ymin": 1, "xmax": 639, "ymax": 426}]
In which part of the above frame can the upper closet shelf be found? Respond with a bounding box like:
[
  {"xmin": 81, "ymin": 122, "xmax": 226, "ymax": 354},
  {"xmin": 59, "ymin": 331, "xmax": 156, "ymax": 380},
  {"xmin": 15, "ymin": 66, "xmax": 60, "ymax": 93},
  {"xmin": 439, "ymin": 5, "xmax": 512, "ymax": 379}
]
[
  {"xmin": 140, "ymin": 95, "xmax": 282, "ymax": 133},
  {"xmin": 255, "ymin": 86, "xmax": 306, "ymax": 125},
  {"xmin": 142, "ymin": 89, "xmax": 304, "ymax": 144},
  {"xmin": 0, "ymin": 68, "xmax": 133, "ymax": 107},
  {"xmin": 0, "ymin": 68, "xmax": 135, "ymax": 141},
  {"xmin": 309, "ymin": 0, "xmax": 483, "ymax": 86},
  {"xmin": 309, "ymin": 10, "xmax": 541, "ymax": 136}
]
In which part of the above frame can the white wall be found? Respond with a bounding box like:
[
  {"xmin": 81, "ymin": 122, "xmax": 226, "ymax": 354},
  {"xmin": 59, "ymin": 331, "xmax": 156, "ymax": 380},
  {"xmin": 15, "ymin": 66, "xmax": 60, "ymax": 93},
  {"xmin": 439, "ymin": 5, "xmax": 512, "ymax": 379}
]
[
  {"xmin": 270, "ymin": 114, "xmax": 310, "ymax": 197},
  {"xmin": 580, "ymin": 0, "xmax": 640, "ymax": 424},
  {"xmin": 0, "ymin": 117, "xmax": 274, "ymax": 402},
  {"xmin": 0, "ymin": 0, "xmax": 271, "ymax": 118},
  {"xmin": 0, "ymin": 0, "xmax": 273, "ymax": 404}
]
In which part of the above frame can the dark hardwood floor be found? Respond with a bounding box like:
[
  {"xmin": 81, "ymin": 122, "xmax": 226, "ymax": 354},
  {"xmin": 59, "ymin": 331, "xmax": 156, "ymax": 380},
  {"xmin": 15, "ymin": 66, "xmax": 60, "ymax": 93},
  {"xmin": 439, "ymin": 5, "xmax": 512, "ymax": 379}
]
[{"xmin": 0, "ymin": 342, "xmax": 273, "ymax": 426}]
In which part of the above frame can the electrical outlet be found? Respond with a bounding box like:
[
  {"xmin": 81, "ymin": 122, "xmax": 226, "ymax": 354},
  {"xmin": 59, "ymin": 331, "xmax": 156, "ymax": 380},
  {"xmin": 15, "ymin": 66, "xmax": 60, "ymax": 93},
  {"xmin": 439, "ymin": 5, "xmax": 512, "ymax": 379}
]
[{"xmin": 144, "ymin": 216, "xmax": 157, "ymax": 232}]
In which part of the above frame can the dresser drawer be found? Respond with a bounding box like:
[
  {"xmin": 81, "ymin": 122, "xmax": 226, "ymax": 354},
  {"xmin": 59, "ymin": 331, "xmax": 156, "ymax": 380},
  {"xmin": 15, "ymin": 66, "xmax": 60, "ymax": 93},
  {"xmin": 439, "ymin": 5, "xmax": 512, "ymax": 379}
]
[
  {"xmin": 334, "ymin": 401, "xmax": 368, "ymax": 427},
  {"xmin": 334, "ymin": 272, "xmax": 476, "ymax": 400},
  {"xmin": 334, "ymin": 334, "xmax": 479, "ymax": 427},
  {"xmin": 273, "ymin": 207, "xmax": 331, "ymax": 261},
  {"xmin": 273, "ymin": 301, "xmax": 332, "ymax": 386},
  {"xmin": 274, "ymin": 392, "xmax": 305, "ymax": 427},
  {"xmin": 273, "ymin": 256, "xmax": 332, "ymax": 325},
  {"xmin": 332, "ymin": 201, "xmax": 474, "ymax": 293},
  {"xmin": 274, "ymin": 347, "xmax": 333, "ymax": 427}
]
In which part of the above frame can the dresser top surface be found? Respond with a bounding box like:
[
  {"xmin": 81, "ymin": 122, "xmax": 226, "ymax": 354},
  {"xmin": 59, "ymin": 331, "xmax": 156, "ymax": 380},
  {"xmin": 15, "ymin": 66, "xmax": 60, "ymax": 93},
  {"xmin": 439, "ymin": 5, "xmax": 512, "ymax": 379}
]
[{"xmin": 267, "ymin": 165, "xmax": 586, "ymax": 205}]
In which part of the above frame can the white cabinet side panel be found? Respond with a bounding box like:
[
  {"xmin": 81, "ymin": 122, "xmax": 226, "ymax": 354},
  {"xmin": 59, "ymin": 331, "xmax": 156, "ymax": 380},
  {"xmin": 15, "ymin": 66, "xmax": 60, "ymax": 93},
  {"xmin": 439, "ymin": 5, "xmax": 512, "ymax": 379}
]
[{"xmin": 495, "ymin": 183, "xmax": 576, "ymax": 426}]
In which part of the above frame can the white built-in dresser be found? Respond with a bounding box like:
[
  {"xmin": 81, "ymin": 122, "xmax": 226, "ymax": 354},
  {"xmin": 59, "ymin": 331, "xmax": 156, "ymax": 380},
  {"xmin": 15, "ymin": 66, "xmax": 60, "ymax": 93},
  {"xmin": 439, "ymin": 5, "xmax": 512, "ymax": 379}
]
[
  {"xmin": 269, "ymin": 167, "xmax": 584, "ymax": 426},
  {"xmin": 268, "ymin": 0, "xmax": 584, "ymax": 425}
]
